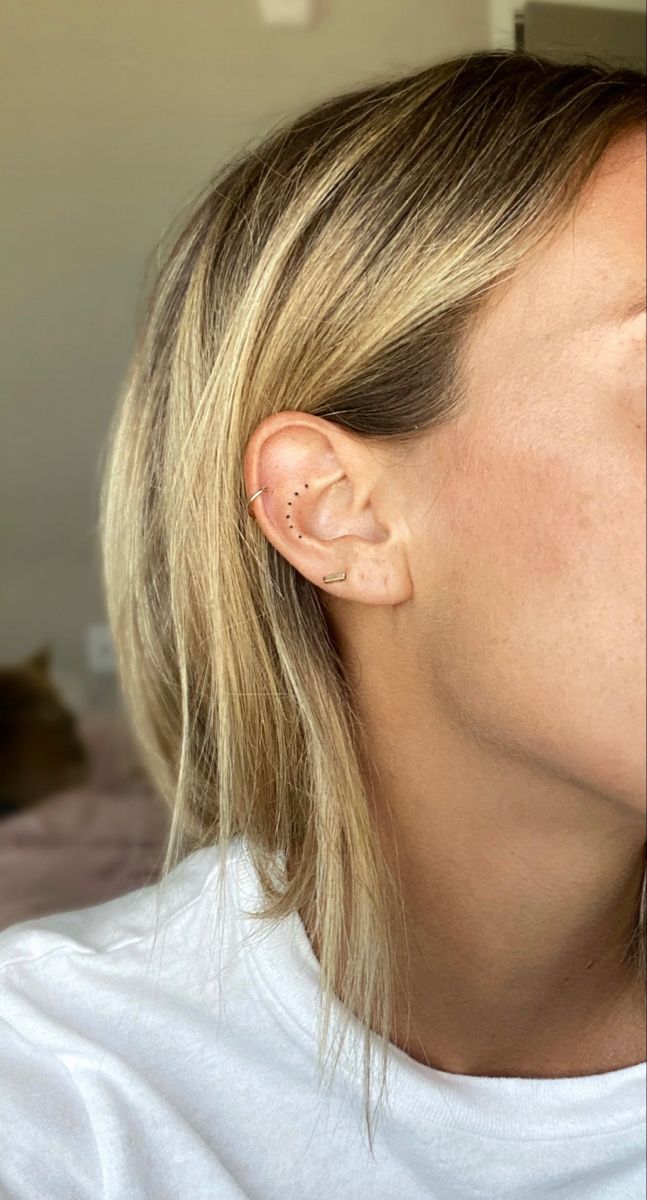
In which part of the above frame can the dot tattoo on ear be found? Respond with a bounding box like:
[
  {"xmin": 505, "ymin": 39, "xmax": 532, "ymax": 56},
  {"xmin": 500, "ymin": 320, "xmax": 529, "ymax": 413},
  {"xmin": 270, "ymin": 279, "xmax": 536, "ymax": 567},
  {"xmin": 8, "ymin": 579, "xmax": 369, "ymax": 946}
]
[{"xmin": 246, "ymin": 483, "xmax": 347, "ymax": 583}]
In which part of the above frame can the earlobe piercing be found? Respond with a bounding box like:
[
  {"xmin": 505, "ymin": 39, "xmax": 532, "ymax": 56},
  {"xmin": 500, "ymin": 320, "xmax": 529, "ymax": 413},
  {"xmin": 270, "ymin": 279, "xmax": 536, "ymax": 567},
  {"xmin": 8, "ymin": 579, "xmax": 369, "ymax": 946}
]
[{"xmin": 246, "ymin": 483, "xmax": 347, "ymax": 583}]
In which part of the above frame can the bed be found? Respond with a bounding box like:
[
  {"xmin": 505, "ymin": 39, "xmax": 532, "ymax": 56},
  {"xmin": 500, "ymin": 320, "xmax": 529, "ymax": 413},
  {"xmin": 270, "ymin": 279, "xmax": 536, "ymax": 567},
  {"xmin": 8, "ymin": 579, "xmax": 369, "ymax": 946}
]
[{"xmin": 0, "ymin": 713, "xmax": 171, "ymax": 933}]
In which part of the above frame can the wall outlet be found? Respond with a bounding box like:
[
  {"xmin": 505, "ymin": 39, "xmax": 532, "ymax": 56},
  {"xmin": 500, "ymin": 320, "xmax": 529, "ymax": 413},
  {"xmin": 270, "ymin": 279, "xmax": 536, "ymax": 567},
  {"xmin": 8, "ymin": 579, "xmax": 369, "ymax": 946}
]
[
  {"xmin": 257, "ymin": 0, "xmax": 314, "ymax": 27},
  {"xmin": 86, "ymin": 623, "xmax": 116, "ymax": 673}
]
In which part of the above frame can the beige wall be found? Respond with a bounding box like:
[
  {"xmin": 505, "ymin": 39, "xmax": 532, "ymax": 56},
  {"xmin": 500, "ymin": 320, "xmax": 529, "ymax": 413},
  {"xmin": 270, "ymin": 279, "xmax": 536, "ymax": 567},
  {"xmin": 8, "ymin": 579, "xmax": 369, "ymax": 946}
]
[
  {"xmin": 0, "ymin": 0, "xmax": 492, "ymax": 712},
  {"xmin": 0, "ymin": 0, "xmax": 640, "ymax": 711}
]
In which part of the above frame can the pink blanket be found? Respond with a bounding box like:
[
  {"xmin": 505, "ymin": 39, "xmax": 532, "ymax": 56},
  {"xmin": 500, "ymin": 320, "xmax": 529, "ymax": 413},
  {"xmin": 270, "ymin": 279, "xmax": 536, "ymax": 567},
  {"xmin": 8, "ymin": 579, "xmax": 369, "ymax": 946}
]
[{"xmin": 0, "ymin": 714, "xmax": 171, "ymax": 933}]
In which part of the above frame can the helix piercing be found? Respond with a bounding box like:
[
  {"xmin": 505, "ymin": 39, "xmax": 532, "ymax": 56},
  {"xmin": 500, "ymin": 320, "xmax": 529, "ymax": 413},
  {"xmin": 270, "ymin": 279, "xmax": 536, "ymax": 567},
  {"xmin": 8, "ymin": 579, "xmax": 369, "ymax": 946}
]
[{"xmin": 246, "ymin": 484, "xmax": 347, "ymax": 583}]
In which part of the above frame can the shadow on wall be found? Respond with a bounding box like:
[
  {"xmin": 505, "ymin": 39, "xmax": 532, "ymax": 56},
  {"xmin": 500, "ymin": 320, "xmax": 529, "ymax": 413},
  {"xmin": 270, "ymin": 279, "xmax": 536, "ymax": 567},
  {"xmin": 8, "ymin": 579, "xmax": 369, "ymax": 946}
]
[
  {"xmin": 0, "ymin": 647, "xmax": 89, "ymax": 816},
  {"xmin": 0, "ymin": 647, "xmax": 170, "ymax": 932}
]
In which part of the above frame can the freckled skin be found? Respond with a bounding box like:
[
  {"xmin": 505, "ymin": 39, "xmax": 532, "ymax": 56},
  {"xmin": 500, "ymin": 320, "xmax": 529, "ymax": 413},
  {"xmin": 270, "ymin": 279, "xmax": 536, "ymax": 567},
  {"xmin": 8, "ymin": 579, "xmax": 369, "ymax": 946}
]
[
  {"xmin": 342, "ymin": 127, "xmax": 646, "ymax": 1072},
  {"xmin": 413, "ymin": 129, "xmax": 647, "ymax": 815},
  {"xmin": 247, "ymin": 126, "xmax": 647, "ymax": 1076}
]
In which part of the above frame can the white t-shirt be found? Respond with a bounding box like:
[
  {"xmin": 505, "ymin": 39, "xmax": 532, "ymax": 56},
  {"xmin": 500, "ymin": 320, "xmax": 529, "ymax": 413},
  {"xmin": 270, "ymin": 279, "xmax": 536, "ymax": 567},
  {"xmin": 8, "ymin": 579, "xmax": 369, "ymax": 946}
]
[{"xmin": 0, "ymin": 834, "xmax": 644, "ymax": 1199}]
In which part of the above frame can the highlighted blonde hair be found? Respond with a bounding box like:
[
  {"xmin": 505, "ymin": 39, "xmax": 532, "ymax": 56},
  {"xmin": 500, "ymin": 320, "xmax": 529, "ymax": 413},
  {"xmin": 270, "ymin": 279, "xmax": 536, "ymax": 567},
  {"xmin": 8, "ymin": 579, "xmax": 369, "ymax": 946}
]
[{"xmin": 100, "ymin": 50, "xmax": 646, "ymax": 1154}]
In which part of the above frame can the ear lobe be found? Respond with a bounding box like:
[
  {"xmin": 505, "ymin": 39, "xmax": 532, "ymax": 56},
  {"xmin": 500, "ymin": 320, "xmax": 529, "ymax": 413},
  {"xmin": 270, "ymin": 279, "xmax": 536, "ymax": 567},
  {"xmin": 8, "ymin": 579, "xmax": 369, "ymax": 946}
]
[{"xmin": 28, "ymin": 645, "xmax": 50, "ymax": 675}]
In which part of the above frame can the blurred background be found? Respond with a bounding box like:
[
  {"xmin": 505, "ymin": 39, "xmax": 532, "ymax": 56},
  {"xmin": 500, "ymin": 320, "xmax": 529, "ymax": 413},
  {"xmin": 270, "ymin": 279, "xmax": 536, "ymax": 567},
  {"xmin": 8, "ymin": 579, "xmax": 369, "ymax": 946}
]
[{"xmin": 1, "ymin": 0, "xmax": 645, "ymax": 926}]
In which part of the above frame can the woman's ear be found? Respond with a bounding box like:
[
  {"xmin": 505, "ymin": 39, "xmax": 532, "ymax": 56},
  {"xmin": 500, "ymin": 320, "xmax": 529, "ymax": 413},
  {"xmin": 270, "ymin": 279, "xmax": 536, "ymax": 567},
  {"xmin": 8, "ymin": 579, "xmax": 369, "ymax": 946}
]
[{"xmin": 243, "ymin": 410, "xmax": 412, "ymax": 605}]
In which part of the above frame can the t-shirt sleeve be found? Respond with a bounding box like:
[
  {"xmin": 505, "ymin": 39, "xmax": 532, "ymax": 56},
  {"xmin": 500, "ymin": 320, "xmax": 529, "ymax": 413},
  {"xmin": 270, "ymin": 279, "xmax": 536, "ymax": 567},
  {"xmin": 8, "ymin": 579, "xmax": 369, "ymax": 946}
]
[{"xmin": 0, "ymin": 966, "xmax": 104, "ymax": 1200}]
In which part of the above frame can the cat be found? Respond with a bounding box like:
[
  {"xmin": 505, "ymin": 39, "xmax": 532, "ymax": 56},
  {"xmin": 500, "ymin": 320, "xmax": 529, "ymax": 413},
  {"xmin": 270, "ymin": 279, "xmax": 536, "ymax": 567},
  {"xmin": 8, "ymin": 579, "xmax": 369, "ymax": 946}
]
[{"xmin": 0, "ymin": 647, "xmax": 89, "ymax": 816}]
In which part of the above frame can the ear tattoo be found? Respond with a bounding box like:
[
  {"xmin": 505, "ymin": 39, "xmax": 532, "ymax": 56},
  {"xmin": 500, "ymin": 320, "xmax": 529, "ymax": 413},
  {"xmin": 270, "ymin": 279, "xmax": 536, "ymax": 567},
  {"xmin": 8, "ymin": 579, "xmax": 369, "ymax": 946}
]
[{"xmin": 246, "ymin": 484, "xmax": 347, "ymax": 583}]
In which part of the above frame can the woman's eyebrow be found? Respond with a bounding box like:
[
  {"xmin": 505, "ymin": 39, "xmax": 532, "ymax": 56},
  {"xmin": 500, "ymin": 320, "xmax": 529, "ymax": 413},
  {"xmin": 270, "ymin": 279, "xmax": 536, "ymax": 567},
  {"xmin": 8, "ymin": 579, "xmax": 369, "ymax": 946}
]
[
  {"xmin": 583, "ymin": 293, "xmax": 645, "ymax": 332},
  {"xmin": 617, "ymin": 294, "xmax": 646, "ymax": 322}
]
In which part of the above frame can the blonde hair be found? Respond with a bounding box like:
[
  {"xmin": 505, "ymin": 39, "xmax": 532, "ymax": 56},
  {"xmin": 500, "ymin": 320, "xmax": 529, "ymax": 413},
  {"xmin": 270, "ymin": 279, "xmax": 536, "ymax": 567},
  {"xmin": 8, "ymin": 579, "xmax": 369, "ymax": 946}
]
[{"xmin": 100, "ymin": 49, "xmax": 646, "ymax": 1155}]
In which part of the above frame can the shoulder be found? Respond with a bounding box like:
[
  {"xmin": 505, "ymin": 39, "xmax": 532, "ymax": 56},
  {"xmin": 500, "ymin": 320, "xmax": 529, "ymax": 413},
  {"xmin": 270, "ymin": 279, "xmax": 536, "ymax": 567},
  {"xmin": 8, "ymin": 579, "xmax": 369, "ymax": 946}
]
[
  {"xmin": 0, "ymin": 1010, "xmax": 103, "ymax": 1199},
  {"xmin": 0, "ymin": 838, "xmax": 245, "ymax": 1200},
  {"xmin": 0, "ymin": 842, "xmax": 231, "ymax": 971}
]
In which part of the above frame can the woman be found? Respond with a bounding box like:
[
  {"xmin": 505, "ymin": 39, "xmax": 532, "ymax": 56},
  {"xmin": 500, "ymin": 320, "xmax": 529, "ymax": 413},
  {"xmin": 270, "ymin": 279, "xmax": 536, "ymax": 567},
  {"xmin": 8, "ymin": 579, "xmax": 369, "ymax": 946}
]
[{"xmin": 1, "ymin": 49, "xmax": 645, "ymax": 1199}]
